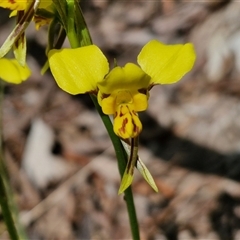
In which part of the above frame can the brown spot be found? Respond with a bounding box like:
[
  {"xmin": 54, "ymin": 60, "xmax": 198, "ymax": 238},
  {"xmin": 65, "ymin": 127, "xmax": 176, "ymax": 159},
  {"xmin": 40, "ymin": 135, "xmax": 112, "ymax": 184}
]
[
  {"xmin": 119, "ymin": 111, "xmax": 124, "ymax": 117},
  {"xmin": 119, "ymin": 118, "xmax": 128, "ymax": 134},
  {"xmin": 132, "ymin": 119, "xmax": 139, "ymax": 134},
  {"xmin": 87, "ymin": 90, "xmax": 98, "ymax": 95},
  {"xmin": 8, "ymin": 0, "xmax": 15, "ymax": 4},
  {"xmin": 134, "ymin": 125, "xmax": 140, "ymax": 134},
  {"xmin": 119, "ymin": 105, "xmax": 125, "ymax": 117},
  {"xmin": 138, "ymin": 88, "xmax": 147, "ymax": 95},
  {"xmin": 101, "ymin": 93, "xmax": 110, "ymax": 99}
]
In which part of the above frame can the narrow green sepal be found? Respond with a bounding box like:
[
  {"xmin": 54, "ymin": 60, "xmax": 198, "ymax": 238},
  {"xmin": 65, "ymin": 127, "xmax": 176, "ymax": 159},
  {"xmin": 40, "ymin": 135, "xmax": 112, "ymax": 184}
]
[
  {"xmin": 136, "ymin": 158, "xmax": 158, "ymax": 192},
  {"xmin": 41, "ymin": 61, "xmax": 49, "ymax": 75},
  {"xmin": 118, "ymin": 171, "xmax": 134, "ymax": 194}
]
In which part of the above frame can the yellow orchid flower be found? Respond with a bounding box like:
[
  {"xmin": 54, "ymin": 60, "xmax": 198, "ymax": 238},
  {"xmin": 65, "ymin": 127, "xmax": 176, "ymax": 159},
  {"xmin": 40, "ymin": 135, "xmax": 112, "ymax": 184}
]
[
  {"xmin": 49, "ymin": 40, "xmax": 196, "ymax": 139},
  {"xmin": 0, "ymin": 58, "xmax": 31, "ymax": 84}
]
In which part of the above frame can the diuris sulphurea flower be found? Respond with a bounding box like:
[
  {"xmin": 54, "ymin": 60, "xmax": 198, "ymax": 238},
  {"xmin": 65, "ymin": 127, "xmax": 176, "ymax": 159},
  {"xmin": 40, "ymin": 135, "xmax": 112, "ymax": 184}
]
[
  {"xmin": 48, "ymin": 39, "xmax": 196, "ymax": 193},
  {"xmin": 48, "ymin": 40, "xmax": 196, "ymax": 139}
]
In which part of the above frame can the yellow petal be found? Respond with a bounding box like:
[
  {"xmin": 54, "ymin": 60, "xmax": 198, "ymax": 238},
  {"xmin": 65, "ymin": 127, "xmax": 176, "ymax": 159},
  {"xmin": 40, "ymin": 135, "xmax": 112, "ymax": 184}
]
[
  {"xmin": 132, "ymin": 91, "xmax": 148, "ymax": 112},
  {"xmin": 98, "ymin": 91, "xmax": 116, "ymax": 115},
  {"xmin": 100, "ymin": 90, "xmax": 148, "ymax": 115},
  {"xmin": 0, "ymin": 58, "xmax": 31, "ymax": 84},
  {"xmin": 137, "ymin": 40, "xmax": 196, "ymax": 85},
  {"xmin": 48, "ymin": 45, "xmax": 109, "ymax": 94},
  {"xmin": 100, "ymin": 90, "xmax": 134, "ymax": 115},
  {"xmin": 98, "ymin": 63, "xmax": 151, "ymax": 94},
  {"xmin": 0, "ymin": 0, "xmax": 27, "ymax": 10}
]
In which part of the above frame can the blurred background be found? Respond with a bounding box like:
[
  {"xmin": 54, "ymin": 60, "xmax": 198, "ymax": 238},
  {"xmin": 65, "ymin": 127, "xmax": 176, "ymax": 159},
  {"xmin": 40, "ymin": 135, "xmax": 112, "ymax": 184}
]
[{"xmin": 1, "ymin": 0, "xmax": 240, "ymax": 239}]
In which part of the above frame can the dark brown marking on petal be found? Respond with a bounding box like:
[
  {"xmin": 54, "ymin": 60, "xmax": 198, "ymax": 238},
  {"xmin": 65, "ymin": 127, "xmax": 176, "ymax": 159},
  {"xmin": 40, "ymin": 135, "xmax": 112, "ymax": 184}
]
[
  {"xmin": 130, "ymin": 113, "xmax": 141, "ymax": 136},
  {"xmin": 120, "ymin": 118, "xmax": 128, "ymax": 134},
  {"xmin": 8, "ymin": 0, "xmax": 16, "ymax": 4},
  {"xmin": 134, "ymin": 125, "xmax": 140, "ymax": 134},
  {"xmin": 119, "ymin": 105, "xmax": 125, "ymax": 117},
  {"xmin": 86, "ymin": 90, "xmax": 98, "ymax": 95},
  {"xmin": 131, "ymin": 119, "xmax": 137, "ymax": 134},
  {"xmin": 138, "ymin": 88, "xmax": 148, "ymax": 95},
  {"xmin": 101, "ymin": 93, "xmax": 110, "ymax": 99}
]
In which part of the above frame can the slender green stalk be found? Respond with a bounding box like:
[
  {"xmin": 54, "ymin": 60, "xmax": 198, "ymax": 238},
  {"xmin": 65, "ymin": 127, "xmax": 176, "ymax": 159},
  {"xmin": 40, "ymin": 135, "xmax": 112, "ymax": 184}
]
[
  {"xmin": 0, "ymin": 81, "xmax": 23, "ymax": 240},
  {"xmin": 0, "ymin": 178, "xmax": 19, "ymax": 240},
  {"xmin": 65, "ymin": 1, "xmax": 140, "ymax": 239}
]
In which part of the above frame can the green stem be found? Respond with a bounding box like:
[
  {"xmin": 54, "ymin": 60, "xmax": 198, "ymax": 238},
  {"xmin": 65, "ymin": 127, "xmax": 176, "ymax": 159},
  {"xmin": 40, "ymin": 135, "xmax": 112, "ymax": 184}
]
[
  {"xmin": 0, "ymin": 178, "xmax": 19, "ymax": 240},
  {"xmin": 64, "ymin": 1, "xmax": 140, "ymax": 238},
  {"xmin": 0, "ymin": 81, "xmax": 22, "ymax": 240}
]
